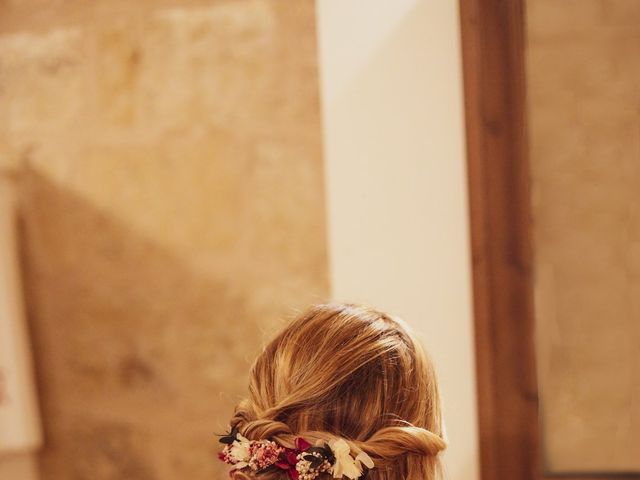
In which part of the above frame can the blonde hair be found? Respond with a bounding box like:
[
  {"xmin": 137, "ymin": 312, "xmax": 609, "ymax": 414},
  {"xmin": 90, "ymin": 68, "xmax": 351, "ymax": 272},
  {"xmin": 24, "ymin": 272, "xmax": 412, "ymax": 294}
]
[{"xmin": 227, "ymin": 303, "xmax": 446, "ymax": 480}]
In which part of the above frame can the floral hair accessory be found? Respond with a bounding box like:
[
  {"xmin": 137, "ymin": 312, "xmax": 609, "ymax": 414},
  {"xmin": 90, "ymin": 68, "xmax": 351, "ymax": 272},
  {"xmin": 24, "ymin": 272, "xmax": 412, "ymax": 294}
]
[
  {"xmin": 329, "ymin": 439, "xmax": 374, "ymax": 479},
  {"xmin": 217, "ymin": 426, "xmax": 374, "ymax": 480}
]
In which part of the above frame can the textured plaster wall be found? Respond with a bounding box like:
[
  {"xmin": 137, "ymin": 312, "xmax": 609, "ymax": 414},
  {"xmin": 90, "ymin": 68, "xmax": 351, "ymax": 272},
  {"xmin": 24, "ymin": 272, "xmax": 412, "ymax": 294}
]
[
  {"xmin": 0, "ymin": 1, "xmax": 329, "ymax": 479},
  {"xmin": 527, "ymin": 0, "xmax": 640, "ymax": 473}
]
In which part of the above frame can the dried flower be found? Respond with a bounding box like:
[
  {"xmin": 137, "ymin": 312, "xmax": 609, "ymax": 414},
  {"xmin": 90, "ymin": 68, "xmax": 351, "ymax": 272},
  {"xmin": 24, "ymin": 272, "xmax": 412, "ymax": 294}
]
[
  {"xmin": 329, "ymin": 439, "xmax": 374, "ymax": 480},
  {"xmin": 249, "ymin": 440, "xmax": 285, "ymax": 471},
  {"xmin": 217, "ymin": 431, "xmax": 375, "ymax": 480}
]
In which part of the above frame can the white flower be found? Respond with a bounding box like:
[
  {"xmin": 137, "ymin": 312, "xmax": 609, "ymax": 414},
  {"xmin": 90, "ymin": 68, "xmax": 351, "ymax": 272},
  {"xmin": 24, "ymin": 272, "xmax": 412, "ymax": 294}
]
[
  {"xmin": 229, "ymin": 433, "xmax": 252, "ymax": 470},
  {"xmin": 330, "ymin": 438, "xmax": 374, "ymax": 479}
]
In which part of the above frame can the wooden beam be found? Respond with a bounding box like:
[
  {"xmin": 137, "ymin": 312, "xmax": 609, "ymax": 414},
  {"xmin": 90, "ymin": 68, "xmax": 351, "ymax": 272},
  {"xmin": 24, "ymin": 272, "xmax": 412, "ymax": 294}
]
[{"xmin": 458, "ymin": 0, "xmax": 540, "ymax": 479}]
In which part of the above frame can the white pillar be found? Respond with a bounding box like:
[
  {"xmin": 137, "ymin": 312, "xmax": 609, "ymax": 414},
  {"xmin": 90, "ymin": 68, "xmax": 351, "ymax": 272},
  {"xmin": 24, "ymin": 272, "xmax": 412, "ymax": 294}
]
[{"xmin": 316, "ymin": 2, "xmax": 479, "ymax": 479}]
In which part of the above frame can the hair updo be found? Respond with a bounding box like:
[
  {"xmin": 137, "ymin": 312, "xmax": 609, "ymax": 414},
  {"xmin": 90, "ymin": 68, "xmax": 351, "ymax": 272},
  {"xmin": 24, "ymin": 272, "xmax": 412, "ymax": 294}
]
[{"xmin": 226, "ymin": 303, "xmax": 446, "ymax": 480}]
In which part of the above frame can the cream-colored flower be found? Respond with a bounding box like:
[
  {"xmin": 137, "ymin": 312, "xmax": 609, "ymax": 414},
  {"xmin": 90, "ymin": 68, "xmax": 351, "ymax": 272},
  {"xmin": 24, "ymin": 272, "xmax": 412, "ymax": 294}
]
[
  {"xmin": 229, "ymin": 433, "xmax": 252, "ymax": 469},
  {"xmin": 330, "ymin": 439, "xmax": 374, "ymax": 479},
  {"xmin": 355, "ymin": 451, "xmax": 374, "ymax": 469}
]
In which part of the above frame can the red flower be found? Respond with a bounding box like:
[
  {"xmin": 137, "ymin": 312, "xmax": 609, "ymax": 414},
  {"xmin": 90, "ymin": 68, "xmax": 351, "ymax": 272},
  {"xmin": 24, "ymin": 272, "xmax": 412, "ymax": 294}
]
[
  {"xmin": 274, "ymin": 437, "xmax": 313, "ymax": 480},
  {"xmin": 275, "ymin": 448, "xmax": 299, "ymax": 480},
  {"xmin": 295, "ymin": 437, "xmax": 312, "ymax": 452}
]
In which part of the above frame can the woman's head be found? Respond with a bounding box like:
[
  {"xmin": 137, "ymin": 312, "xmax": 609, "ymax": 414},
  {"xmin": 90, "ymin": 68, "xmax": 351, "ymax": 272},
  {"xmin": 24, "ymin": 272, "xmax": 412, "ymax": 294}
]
[{"xmin": 227, "ymin": 303, "xmax": 445, "ymax": 480}]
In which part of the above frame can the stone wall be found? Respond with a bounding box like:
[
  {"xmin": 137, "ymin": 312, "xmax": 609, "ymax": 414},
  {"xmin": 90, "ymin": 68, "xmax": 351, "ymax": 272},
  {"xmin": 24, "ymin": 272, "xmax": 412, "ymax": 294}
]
[
  {"xmin": 527, "ymin": 0, "xmax": 640, "ymax": 473},
  {"xmin": 0, "ymin": 1, "xmax": 329, "ymax": 479}
]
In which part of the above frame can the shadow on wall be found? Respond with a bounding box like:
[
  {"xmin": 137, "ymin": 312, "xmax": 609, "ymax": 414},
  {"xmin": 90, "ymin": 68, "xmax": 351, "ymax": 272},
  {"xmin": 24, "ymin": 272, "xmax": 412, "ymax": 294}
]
[
  {"xmin": 16, "ymin": 167, "xmax": 327, "ymax": 480},
  {"xmin": 0, "ymin": 1, "xmax": 328, "ymax": 478}
]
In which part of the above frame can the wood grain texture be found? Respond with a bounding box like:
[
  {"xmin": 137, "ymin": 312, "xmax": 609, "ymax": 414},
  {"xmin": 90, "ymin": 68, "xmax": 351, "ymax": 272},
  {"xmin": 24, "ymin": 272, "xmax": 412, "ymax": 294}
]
[{"xmin": 459, "ymin": 0, "xmax": 540, "ymax": 479}]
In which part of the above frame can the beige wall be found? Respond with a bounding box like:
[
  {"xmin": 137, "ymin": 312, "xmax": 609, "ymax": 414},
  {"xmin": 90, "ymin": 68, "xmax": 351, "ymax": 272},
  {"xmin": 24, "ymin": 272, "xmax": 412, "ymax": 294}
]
[
  {"xmin": 0, "ymin": 1, "xmax": 328, "ymax": 479},
  {"xmin": 316, "ymin": 2, "xmax": 479, "ymax": 480},
  {"xmin": 0, "ymin": 453, "xmax": 40, "ymax": 480},
  {"xmin": 0, "ymin": 176, "xmax": 42, "ymax": 479},
  {"xmin": 527, "ymin": 0, "xmax": 640, "ymax": 473}
]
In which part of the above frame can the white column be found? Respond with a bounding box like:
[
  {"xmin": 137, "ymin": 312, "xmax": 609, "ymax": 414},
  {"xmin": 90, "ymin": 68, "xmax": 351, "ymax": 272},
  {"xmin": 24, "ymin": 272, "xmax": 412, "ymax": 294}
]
[{"xmin": 316, "ymin": 1, "xmax": 479, "ymax": 479}]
